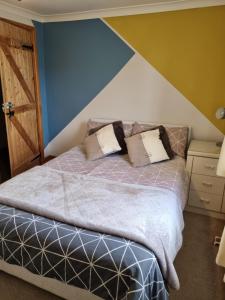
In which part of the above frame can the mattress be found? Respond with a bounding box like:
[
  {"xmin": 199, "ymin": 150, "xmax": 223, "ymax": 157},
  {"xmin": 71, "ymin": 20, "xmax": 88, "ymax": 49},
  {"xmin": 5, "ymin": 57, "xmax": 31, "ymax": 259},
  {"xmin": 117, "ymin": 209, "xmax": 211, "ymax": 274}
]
[{"xmin": 0, "ymin": 146, "xmax": 188, "ymax": 300}]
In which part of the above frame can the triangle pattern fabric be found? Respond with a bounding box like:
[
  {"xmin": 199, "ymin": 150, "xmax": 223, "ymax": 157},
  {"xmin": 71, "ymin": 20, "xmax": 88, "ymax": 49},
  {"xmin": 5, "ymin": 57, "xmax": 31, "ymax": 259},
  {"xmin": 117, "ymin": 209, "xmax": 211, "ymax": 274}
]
[{"xmin": 0, "ymin": 203, "xmax": 168, "ymax": 299}]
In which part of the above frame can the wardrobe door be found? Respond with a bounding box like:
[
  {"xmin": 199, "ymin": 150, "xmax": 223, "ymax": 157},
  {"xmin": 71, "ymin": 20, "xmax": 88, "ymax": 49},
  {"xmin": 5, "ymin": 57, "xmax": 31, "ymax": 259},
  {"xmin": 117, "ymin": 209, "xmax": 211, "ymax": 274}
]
[{"xmin": 0, "ymin": 18, "xmax": 43, "ymax": 176}]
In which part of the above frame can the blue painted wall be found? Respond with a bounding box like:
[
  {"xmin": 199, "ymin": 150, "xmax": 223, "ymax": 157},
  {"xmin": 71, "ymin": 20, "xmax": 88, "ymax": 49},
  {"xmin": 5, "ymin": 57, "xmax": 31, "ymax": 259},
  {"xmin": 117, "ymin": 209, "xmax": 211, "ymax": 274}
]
[
  {"xmin": 33, "ymin": 21, "xmax": 49, "ymax": 145},
  {"xmin": 34, "ymin": 19, "xmax": 134, "ymax": 145}
]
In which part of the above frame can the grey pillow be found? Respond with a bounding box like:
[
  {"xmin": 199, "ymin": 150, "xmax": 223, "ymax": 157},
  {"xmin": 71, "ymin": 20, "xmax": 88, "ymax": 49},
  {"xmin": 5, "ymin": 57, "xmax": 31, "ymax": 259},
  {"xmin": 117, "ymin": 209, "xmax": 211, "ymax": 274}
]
[
  {"xmin": 84, "ymin": 124, "xmax": 121, "ymax": 160},
  {"xmin": 132, "ymin": 122, "xmax": 188, "ymax": 158},
  {"xmin": 88, "ymin": 121, "xmax": 127, "ymax": 154},
  {"xmin": 87, "ymin": 119, "xmax": 133, "ymax": 138},
  {"xmin": 125, "ymin": 129, "xmax": 169, "ymax": 167}
]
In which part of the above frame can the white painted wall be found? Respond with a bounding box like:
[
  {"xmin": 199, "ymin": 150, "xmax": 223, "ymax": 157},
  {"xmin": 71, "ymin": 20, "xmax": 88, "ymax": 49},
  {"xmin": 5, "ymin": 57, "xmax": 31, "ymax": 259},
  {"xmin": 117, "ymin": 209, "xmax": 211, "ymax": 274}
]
[{"xmin": 45, "ymin": 53, "xmax": 223, "ymax": 156}]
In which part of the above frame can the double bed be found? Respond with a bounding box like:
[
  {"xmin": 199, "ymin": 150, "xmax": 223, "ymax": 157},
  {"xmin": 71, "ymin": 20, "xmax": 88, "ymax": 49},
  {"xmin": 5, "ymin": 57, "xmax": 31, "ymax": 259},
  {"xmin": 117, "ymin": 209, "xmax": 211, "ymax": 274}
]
[{"xmin": 0, "ymin": 121, "xmax": 189, "ymax": 300}]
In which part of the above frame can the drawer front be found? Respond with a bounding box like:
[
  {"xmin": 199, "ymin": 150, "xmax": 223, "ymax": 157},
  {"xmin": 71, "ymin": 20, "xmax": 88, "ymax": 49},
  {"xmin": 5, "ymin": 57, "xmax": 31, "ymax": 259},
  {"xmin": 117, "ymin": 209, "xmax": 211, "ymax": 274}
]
[
  {"xmin": 192, "ymin": 157, "xmax": 218, "ymax": 176},
  {"xmin": 190, "ymin": 174, "xmax": 225, "ymax": 195},
  {"xmin": 189, "ymin": 190, "xmax": 222, "ymax": 212}
]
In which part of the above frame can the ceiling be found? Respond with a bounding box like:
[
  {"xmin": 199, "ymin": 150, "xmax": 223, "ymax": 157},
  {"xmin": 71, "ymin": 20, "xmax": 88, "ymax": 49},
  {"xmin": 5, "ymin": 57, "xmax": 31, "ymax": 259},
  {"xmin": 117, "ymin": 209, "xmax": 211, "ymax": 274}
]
[
  {"xmin": 0, "ymin": 0, "xmax": 224, "ymax": 24},
  {"xmin": 0, "ymin": 0, "xmax": 190, "ymax": 15}
]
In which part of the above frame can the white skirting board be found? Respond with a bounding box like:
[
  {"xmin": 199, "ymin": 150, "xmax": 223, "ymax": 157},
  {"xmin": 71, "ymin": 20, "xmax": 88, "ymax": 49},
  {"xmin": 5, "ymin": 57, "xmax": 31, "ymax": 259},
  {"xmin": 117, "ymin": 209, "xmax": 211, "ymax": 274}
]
[{"xmin": 0, "ymin": 260, "xmax": 101, "ymax": 300}]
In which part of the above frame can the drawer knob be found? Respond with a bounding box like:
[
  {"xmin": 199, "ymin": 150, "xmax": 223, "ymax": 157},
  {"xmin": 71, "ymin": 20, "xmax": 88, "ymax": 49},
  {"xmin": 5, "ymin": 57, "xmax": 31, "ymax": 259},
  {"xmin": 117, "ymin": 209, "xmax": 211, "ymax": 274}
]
[
  {"xmin": 204, "ymin": 165, "xmax": 215, "ymax": 170},
  {"xmin": 200, "ymin": 197, "xmax": 210, "ymax": 204},
  {"xmin": 202, "ymin": 182, "xmax": 213, "ymax": 187}
]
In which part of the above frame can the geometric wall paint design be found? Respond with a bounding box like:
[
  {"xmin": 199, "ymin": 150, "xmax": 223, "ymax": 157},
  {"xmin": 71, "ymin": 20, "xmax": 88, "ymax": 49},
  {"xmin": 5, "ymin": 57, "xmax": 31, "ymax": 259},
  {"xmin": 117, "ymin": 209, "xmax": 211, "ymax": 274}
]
[
  {"xmin": 45, "ymin": 54, "xmax": 223, "ymax": 156},
  {"xmin": 105, "ymin": 5, "xmax": 225, "ymax": 134},
  {"xmin": 35, "ymin": 19, "xmax": 134, "ymax": 145}
]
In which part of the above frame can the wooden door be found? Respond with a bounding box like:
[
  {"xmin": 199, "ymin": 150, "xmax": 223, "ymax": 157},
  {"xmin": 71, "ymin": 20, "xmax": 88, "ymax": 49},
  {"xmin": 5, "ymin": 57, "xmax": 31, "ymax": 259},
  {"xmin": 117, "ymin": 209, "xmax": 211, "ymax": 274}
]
[{"xmin": 0, "ymin": 18, "xmax": 43, "ymax": 176}]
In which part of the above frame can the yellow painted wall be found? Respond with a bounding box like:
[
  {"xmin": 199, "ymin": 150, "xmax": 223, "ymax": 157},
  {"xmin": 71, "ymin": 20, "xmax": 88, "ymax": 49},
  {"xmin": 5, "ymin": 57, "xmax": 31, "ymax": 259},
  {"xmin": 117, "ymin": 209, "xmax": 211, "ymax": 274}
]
[{"xmin": 105, "ymin": 6, "xmax": 225, "ymax": 134}]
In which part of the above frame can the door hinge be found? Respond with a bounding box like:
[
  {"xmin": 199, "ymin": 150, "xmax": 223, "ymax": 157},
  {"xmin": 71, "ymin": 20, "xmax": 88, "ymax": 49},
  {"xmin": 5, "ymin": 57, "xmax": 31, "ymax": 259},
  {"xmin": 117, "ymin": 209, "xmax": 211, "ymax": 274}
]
[{"xmin": 22, "ymin": 44, "xmax": 34, "ymax": 51}]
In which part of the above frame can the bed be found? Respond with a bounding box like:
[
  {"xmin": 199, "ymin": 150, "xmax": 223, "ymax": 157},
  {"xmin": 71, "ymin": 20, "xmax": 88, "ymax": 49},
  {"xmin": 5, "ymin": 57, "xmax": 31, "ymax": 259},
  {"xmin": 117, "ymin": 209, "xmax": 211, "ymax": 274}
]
[{"xmin": 0, "ymin": 120, "xmax": 189, "ymax": 300}]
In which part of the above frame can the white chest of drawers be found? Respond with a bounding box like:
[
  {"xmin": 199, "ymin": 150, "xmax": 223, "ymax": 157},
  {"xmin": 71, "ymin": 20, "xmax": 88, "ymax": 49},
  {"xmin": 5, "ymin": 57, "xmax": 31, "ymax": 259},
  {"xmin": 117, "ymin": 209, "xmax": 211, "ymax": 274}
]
[{"xmin": 186, "ymin": 140, "xmax": 225, "ymax": 218}]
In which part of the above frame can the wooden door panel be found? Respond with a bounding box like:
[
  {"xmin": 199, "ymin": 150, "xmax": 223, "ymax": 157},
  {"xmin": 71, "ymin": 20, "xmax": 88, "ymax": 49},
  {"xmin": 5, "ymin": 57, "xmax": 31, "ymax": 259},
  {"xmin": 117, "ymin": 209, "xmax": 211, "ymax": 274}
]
[
  {"xmin": 4, "ymin": 46, "xmax": 39, "ymax": 155},
  {"xmin": 2, "ymin": 46, "xmax": 35, "ymax": 104},
  {"xmin": 0, "ymin": 20, "xmax": 32, "ymax": 45},
  {"xmin": 6, "ymin": 119, "xmax": 39, "ymax": 173},
  {"xmin": 1, "ymin": 47, "xmax": 35, "ymax": 105},
  {"xmin": 13, "ymin": 47, "xmax": 35, "ymax": 102},
  {"xmin": 11, "ymin": 113, "xmax": 38, "ymax": 155},
  {"xmin": 0, "ymin": 18, "xmax": 43, "ymax": 176},
  {"xmin": 0, "ymin": 47, "xmax": 39, "ymax": 173}
]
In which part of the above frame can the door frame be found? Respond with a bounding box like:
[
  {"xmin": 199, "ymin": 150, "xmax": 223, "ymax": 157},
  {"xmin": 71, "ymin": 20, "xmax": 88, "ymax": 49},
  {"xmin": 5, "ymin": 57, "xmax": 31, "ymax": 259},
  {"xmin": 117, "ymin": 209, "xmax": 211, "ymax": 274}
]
[{"xmin": 0, "ymin": 17, "xmax": 44, "ymax": 165}]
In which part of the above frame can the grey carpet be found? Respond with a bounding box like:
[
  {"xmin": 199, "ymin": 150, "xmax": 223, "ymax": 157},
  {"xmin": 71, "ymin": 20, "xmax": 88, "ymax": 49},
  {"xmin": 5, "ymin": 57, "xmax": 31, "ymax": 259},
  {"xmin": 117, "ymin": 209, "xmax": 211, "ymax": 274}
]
[
  {"xmin": 171, "ymin": 211, "xmax": 225, "ymax": 300},
  {"xmin": 0, "ymin": 271, "xmax": 63, "ymax": 300},
  {"xmin": 0, "ymin": 211, "xmax": 224, "ymax": 299}
]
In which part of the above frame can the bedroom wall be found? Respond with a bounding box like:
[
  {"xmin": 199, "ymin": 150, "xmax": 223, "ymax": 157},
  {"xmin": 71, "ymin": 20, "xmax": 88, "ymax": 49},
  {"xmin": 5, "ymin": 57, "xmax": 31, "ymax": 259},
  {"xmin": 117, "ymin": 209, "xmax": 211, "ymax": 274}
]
[
  {"xmin": 34, "ymin": 19, "xmax": 134, "ymax": 152},
  {"xmin": 105, "ymin": 5, "xmax": 225, "ymax": 135},
  {"xmin": 34, "ymin": 5, "xmax": 225, "ymax": 156},
  {"xmin": 34, "ymin": 21, "xmax": 49, "ymax": 146}
]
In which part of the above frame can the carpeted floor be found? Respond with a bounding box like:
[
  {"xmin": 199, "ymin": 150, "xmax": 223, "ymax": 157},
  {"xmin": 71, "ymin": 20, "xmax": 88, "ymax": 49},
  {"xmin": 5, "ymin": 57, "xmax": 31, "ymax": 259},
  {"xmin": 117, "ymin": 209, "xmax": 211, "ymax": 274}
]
[
  {"xmin": 0, "ymin": 211, "xmax": 225, "ymax": 300},
  {"xmin": 0, "ymin": 271, "xmax": 62, "ymax": 300},
  {"xmin": 171, "ymin": 211, "xmax": 225, "ymax": 300}
]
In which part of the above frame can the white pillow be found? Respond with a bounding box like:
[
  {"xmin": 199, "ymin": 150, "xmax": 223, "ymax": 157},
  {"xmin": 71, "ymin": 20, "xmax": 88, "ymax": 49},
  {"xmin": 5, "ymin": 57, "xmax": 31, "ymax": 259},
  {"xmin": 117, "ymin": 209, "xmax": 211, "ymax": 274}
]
[
  {"xmin": 125, "ymin": 128, "xmax": 169, "ymax": 167},
  {"xmin": 84, "ymin": 124, "xmax": 121, "ymax": 160},
  {"xmin": 141, "ymin": 129, "xmax": 169, "ymax": 163},
  {"xmin": 97, "ymin": 124, "xmax": 121, "ymax": 154}
]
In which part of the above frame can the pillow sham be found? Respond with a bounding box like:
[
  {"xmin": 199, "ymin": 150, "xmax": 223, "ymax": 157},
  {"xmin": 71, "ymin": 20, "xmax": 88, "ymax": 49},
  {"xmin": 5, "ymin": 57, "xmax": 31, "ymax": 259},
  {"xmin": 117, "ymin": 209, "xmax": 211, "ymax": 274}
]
[
  {"xmin": 88, "ymin": 120, "xmax": 127, "ymax": 154},
  {"xmin": 84, "ymin": 124, "xmax": 121, "ymax": 160},
  {"xmin": 165, "ymin": 126, "xmax": 189, "ymax": 158},
  {"xmin": 132, "ymin": 122, "xmax": 188, "ymax": 158},
  {"xmin": 125, "ymin": 129, "xmax": 170, "ymax": 167},
  {"xmin": 87, "ymin": 119, "xmax": 133, "ymax": 138}
]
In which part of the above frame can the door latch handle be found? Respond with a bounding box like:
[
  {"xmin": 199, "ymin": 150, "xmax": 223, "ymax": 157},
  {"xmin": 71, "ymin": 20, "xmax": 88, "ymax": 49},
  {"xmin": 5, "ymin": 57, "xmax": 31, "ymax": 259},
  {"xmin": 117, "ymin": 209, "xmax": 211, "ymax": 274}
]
[{"xmin": 2, "ymin": 101, "xmax": 15, "ymax": 118}]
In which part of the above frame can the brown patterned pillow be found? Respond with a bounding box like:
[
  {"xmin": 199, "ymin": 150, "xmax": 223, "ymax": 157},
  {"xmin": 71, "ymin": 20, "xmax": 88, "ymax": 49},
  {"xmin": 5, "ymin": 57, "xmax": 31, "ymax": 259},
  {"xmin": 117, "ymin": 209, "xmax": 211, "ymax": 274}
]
[
  {"xmin": 132, "ymin": 122, "xmax": 155, "ymax": 135},
  {"xmin": 84, "ymin": 124, "xmax": 121, "ymax": 160},
  {"xmin": 87, "ymin": 119, "xmax": 133, "ymax": 138},
  {"xmin": 122, "ymin": 123, "xmax": 133, "ymax": 137},
  {"xmin": 132, "ymin": 122, "xmax": 188, "ymax": 158},
  {"xmin": 165, "ymin": 127, "xmax": 189, "ymax": 158},
  {"xmin": 125, "ymin": 129, "xmax": 170, "ymax": 167}
]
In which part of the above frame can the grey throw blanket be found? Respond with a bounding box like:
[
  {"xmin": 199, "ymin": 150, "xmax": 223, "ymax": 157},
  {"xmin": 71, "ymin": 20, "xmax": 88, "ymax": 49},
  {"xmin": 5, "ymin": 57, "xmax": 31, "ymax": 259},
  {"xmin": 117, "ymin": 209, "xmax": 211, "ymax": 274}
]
[{"xmin": 0, "ymin": 166, "xmax": 184, "ymax": 289}]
